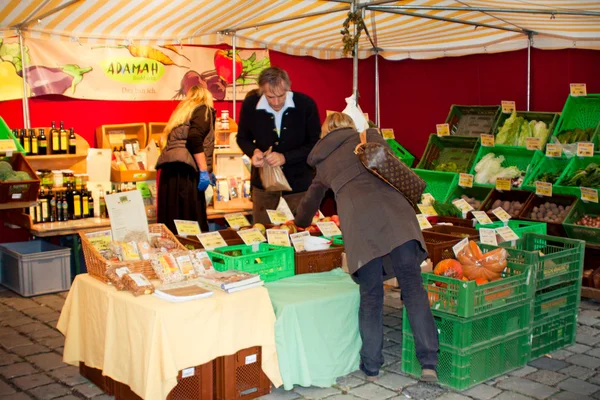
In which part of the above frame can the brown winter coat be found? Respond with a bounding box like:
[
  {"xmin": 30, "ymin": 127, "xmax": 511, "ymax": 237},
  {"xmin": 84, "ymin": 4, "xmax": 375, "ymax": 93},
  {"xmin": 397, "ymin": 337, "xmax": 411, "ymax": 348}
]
[{"xmin": 294, "ymin": 127, "xmax": 427, "ymax": 274}]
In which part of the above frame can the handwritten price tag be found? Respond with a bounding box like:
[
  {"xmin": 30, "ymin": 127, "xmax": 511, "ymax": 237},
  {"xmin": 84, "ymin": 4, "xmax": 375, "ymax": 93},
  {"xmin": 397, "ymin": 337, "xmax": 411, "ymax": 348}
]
[
  {"xmin": 417, "ymin": 204, "xmax": 438, "ymax": 216},
  {"xmin": 316, "ymin": 221, "xmax": 342, "ymax": 238},
  {"xmin": 492, "ymin": 207, "xmax": 512, "ymax": 222},
  {"xmin": 381, "ymin": 129, "xmax": 395, "ymax": 140},
  {"xmin": 526, "ymin": 137, "xmax": 542, "ymax": 151},
  {"xmin": 577, "ymin": 143, "xmax": 594, "ymax": 157},
  {"xmin": 496, "ymin": 226, "xmax": 519, "ymax": 242},
  {"xmin": 459, "ymin": 173, "xmax": 474, "ymax": 188},
  {"xmin": 481, "ymin": 134, "xmax": 495, "ymax": 147},
  {"xmin": 536, "ymin": 181, "xmax": 553, "ymax": 197},
  {"xmin": 496, "ymin": 177, "xmax": 512, "ymax": 191},
  {"xmin": 237, "ymin": 228, "xmax": 267, "ymax": 245},
  {"xmin": 266, "ymin": 210, "xmax": 288, "ymax": 224},
  {"xmin": 276, "ymin": 197, "xmax": 295, "ymax": 221},
  {"xmin": 290, "ymin": 232, "xmax": 310, "ymax": 252},
  {"xmin": 0, "ymin": 139, "xmax": 17, "ymax": 153},
  {"xmin": 173, "ymin": 220, "xmax": 201, "ymax": 237},
  {"xmin": 452, "ymin": 237, "xmax": 470, "ymax": 257},
  {"xmin": 267, "ymin": 229, "xmax": 291, "ymax": 247},
  {"xmin": 472, "ymin": 211, "xmax": 493, "ymax": 225},
  {"xmin": 546, "ymin": 143, "xmax": 562, "ymax": 158},
  {"xmin": 196, "ymin": 232, "xmax": 228, "ymax": 250},
  {"xmin": 436, "ymin": 124, "xmax": 450, "ymax": 137},
  {"xmin": 421, "ymin": 193, "xmax": 436, "ymax": 205},
  {"xmin": 501, "ymin": 101, "xmax": 516, "ymax": 113},
  {"xmin": 416, "ymin": 214, "xmax": 432, "ymax": 230},
  {"xmin": 224, "ymin": 213, "xmax": 251, "ymax": 229},
  {"xmin": 581, "ymin": 187, "xmax": 599, "ymax": 203},
  {"xmin": 479, "ymin": 228, "xmax": 498, "ymax": 246},
  {"xmin": 570, "ymin": 83, "xmax": 587, "ymax": 97},
  {"xmin": 452, "ymin": 198, "xmax": 474, "ymax": 213}
]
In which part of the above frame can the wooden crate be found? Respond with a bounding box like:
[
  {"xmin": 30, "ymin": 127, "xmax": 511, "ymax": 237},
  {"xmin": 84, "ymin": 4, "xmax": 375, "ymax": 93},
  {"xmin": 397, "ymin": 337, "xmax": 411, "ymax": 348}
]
[
  {"xmin": 96, "ymin": 123, "xmax": 147, "ymax": 150},
  {"xmin": 147, "ymin": 122, "xmax": 167, "ymax": 148},
  {"xmin": 110, "ymin": 168, "xmax": 157, "ymax": 183},
  {"xmin": 0, "ymin": 152, "xmax": 41, "ymax": 204},
  {"xmin": 295, "ymin": 245, "xmax": 344, "ymax": 275},
  {"xmin": 214, "ymin": 346, "xmax": 271, "ymax": 400}
]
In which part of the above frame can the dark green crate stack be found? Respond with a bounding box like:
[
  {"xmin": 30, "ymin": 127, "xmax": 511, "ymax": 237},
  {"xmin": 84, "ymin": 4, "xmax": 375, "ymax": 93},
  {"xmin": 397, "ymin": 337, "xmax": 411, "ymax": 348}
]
[
  {"xmin": 416, "ymin": 135, "xmax": 480, "ymax": 174},
  {"xmin": 552, "ymin": 94, "xmax": 600, "ymax": 144},
  {"xmin": 563, "ymin": 201, "xmax": 600, "ymax": 245},
  {"xmin": 554, "ymin": 155, "xmax": 600, "ymax": 197},
  {"xmin": 386, "ymin": 139, "xmax": 415, "ymax": 167},
  {"xmin": 413, "ymin": 169, "xmax": 460, "ymax": 202},
  {"xmin": 445, "ymin": 105, "xmax": 501, "ymax": 137}
]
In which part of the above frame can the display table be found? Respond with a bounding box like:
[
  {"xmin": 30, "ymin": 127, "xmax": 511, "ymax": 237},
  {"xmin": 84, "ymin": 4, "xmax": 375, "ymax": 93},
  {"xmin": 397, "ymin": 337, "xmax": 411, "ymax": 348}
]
[
  {"xmin": 57, "ymin": 274, "xmax": 282, "ymax": 400},
  {"xmin": 265, "ymin": 269, "xmax": 361, "ymax": 390}
]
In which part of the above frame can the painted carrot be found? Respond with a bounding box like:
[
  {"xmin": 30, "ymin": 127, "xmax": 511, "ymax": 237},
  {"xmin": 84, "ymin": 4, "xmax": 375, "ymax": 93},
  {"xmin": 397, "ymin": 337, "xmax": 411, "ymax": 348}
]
[
  {"xmin": 92, "ymin": 45, "xmax": 188, "ymax": 68},
  {"xmin": 160, "ymin": 45, "xmax": 191, "ymax": 62}
]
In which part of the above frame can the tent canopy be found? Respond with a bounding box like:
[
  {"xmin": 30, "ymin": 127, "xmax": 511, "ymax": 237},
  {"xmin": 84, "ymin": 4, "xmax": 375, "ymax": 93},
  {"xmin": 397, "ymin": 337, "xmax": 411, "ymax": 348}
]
[{"xmin": 1, "ymin": 0, "xmax": 600, "ymax": 60}]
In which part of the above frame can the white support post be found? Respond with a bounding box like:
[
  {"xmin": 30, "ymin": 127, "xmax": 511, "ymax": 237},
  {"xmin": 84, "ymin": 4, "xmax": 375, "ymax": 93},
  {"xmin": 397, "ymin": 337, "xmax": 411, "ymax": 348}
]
[
  {"xmin": 232, "ymin": 33, "xmax": 237, "ymax": 120},
  {"xmin": 527, "ymin": 34, "xmax": 532, "ymax": 111},
  {"xmin": 18, "ymin": 32, "xmax": 30, "ymax": 129}
]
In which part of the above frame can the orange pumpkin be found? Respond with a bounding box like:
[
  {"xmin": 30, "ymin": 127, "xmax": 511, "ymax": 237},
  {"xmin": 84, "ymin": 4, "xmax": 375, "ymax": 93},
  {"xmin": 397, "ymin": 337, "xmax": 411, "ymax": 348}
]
[
  {"xmin": 433, "ymin": 259, "xmax": 463, "ymax": 280},
  {"xmin": 459, "ymin": 242, "xmax": 508, "ymax": 281},
  {"xmin": 474, "ymin": 277, "xmax": 489, "ymax": 285}
]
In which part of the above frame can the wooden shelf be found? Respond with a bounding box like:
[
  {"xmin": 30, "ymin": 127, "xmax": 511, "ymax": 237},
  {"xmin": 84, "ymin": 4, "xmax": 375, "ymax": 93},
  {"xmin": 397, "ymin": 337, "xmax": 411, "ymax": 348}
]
[
  {"xmin": 27, "ymin": 154, "xmax": 86, "ymax": 161},
  {"xmin": 0, "ymin": 201, "xmax": 36, "ymax": 210}
]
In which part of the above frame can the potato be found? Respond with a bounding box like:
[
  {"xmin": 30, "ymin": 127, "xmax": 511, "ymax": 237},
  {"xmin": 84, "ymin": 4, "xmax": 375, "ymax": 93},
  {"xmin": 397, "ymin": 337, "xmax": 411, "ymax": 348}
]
[
  {"xmin": 493, "ymin": 199, "xmax": 502, "ymax": 209},
  {"xmin": 503, "ymin": 201, "xmax": 510, "ymax": 210}
]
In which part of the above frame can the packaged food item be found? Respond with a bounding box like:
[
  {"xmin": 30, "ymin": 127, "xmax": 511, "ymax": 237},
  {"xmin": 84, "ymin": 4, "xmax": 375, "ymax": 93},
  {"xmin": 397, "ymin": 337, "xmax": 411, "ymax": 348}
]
[
  {"xmin": 173, "ymin": 252, "xmax": 198, "ymax": 279},
  {"xmin": 151, "ymin": 236, "xmax": 178, "ymax": 251},
  {"xmin": 136, "ymin": 241, "xmax": 152, "ymax": 260},
  {"xmin": 123, "ymin": 273, "xmax": 155, "ymax": 296},
  {"xmin": 151, "ymin": 253, "xmax": 184, "ymax": 284},
  {"xmin": 243, "ymin": 180, "xmax": 251, "ymax": 199},
  {"xmin": 216, "ymin": 179, "xmax": 230, "ymax": 202},
  {"xmin": 190, "ymin": 250, "xmax": 216, "ymax": 275},
  {"xmin": 121, "ymin": 241, "xmax": 141, "ymax": 261},
  {"xmin": 52, "ymin": 170, "xmax": 63, "ymax": 188},
  {"xmin": 105, "ymin": 266, "xmax": 131, "ymax": 290}
]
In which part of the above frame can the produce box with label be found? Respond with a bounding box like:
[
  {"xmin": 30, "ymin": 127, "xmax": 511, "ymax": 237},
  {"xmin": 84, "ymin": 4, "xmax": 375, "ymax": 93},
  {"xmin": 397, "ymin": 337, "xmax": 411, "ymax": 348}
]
[
  {"xmin": 445, "ymin": 105, "xmax": 501, "ymax": 137},
  {"xmin": 416, "ymin": 135, "xmax": 480, "ymax": 174},
  {"xmin": 386, "ymin": 139, "xmax": 415, "ymax": 167},
  {"xmin": 563, "ymin": 200, "xmax": 600, "ymax": 245},
  {"xmin": 521, "ymin": 153, "xmax": 571, "ymax": 192},
  {"xmin": 469, "ymin": 146, "xmax": 536, "ymax": 189},
  {"xmin": 413, "ymin": 169, "xmax": 460, "ymax": 203},
  {"xmin": 552, "ymin": 94, "xmax": 600, "ymax": 146},
  {"xmin": 554, "ymin": 155, "xmax": 600, "ymax": 198},
  {"xmin": 492, "ymin": 111, "xmax": 557, "ymax": 149}
]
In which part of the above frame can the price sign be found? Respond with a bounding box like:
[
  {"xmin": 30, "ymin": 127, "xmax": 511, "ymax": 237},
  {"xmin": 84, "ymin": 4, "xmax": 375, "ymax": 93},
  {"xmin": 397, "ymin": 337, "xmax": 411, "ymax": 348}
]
[
  {"xmin": 570, "ymin": 83, "xmax": 587, "ymax": 97},
  {"xmin": 492, "ymin": 207, "xmax": 511, "ymax": 222},
  {"xmin": 581, "ymin": 187, "xmax": 599, "ymax": 203},
  {"xmin": 173, "ymin": 220, "xmax": 201, "ymax": 237},
  {"xmin": 237, "ymin": 228, "xmax": 267, "ymax": 245},
  {"xmin": 316, "ymin": 221, "xmax": 342, "ymax": 238},
  {"xmin": 417, "ymin": 204, "xmax": 438, "ymax": 216},
  {"xmin": 577, "ymin": 143, "xmax": 594, "ymax": 157},
  {"xmin": 479, "ymin": 228, "xmax": 498, "ymax": 246},
  {"xmin": 536, "ymin": 181, "xmax": 553, "ymax": 197},
  {"xmin": 381, "ymin": 129, "xmax": 395, "ymax": 140},
  {"xmin": 501, "ymin": 101, "xmax": 516, "ymax": 113},
  {"xmin": 0, "ymin": 139, "xmax": 17, "ymax": 153},
  {"xmin": 496, "ymin": 177, "xmax": 512, "ymax": 191},
  {"xmin": 496, "ymin": 226, "xmax": 519, "ymax": 242},
  {"xmin": 481, "ymin": 134, "xmax": 495, "ymax": 147},
  {"xmin": 452, "ymin": 237, "xmax": 470, "ymax": 257},
  {"xmin": 196, "ymin": 232, "xmax": 228, "ymax": 250},
  {"xmin": 224, "ymin": 213, "xmax": 251, "ymax": 229},
  {"xmin": 266, "ymin": 210, "xmax": 288, "ymax": 224},
  {"xmin": 436, "ymin": 124, "xmax": 450, "ymax": 137},
  {"xmin": 459, "ymin": 173, "xmax": 474, "ymax": 188},
  {"xmin": 546, "ymin": 143, "xmax": 562, "ymax": 158},
  {"xmin": 267, "ymin": 229, "xmax": 291, "ymax": 247},
  {"xmin": 452, "ymin": 198, "xmax": 474, "ymax": 213},
  {"xmin": 276, "ymin": 197, "xmax": 295, "ymax": 221},
  {"xmin": 290, "ymin": 232, "xmax": 310, "ymax": 252},
  {"xmin": 416, "ymin": 214, "xmax": 433, "ymax": 230},
  {"xmin": 421, "ymin": 193, "xmax": 436, "ymax": 205},
  {"xmin": 526, "ymin": 137, "xmax": 542, "ymax": 151},
  {"xmin": 472, "ymin": 211, "xmax": 494, "ymax": 225}
]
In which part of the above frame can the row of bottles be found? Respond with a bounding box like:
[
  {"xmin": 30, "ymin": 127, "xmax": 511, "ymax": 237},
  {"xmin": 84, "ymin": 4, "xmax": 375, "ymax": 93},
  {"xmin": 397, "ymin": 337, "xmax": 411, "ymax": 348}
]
[
  {"xmin": 28, "ymin": 183, "xmax": 94, "ymax": 224},
  {"xmin": 13, "ymin": 121, "xmax": 76, "ymax": 156}
]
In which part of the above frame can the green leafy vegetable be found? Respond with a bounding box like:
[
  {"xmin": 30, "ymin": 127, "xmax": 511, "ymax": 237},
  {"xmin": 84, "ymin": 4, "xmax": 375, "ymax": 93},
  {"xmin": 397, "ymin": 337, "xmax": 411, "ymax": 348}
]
[{"xmin": 561, "ymin": 163, "xmax": 600, "ymax": 187}]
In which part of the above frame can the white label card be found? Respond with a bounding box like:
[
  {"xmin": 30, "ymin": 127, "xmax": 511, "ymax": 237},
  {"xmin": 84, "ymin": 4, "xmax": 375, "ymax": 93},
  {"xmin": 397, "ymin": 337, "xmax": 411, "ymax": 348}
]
[
  {"xmin": 290, "ymin": 231, "xmax": 310, "ymax": 252},
  {"xmin": 173, "ymin": 219, "xmax": 201, "ymax": 237},
  {"xmin": 496, "ymin": 226, "xmax": 519, "ymax": 242},
  {"xmin": 316, "ymin": 221, "xmax": 342, "ymax": 238},
  {"xmin": 237, "ymin": 228, "xmax": 267, "ymax": 245},
  {"xmin": 452, "ymin": 237, "xmax": 470, "ymax": 257},
  {"xmin": 266, "ymin": 209, "xmax": 288, "ymax": 224},
  {"xmin": 416, "ymin": 214, "xmax": 433, "ymax": 230},
  {"xmin": 196, "ymin": 232, "xmax": 228, "ymax": 251},
  {"xmin": 472, "ymin": 211, "xmax": 494, "ymax": 226},
  {"xmin": 266, "ymin": 229, "xmax": 291, "ymax": 247},
  {"xmin": 182, "ymin": 368, "xmax": 195, "ymax": 378},
  {"xmin": 479, "ymin": 228, "xmax": 498, "ymax": 246},
  {"xmin": 276, "ymin": 197, "xmax": 295, "ymax": 221},
  {"xmin": 492, "ymin": 207, "xmax": 511, "ymax": 222}
]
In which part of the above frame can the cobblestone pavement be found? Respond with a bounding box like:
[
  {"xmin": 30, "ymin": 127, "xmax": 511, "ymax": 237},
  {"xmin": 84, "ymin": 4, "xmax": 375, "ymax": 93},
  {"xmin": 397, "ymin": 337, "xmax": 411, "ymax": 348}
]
[{"xmin": 1, "ymin": 286, "xmax": 599, "ymax": 400}]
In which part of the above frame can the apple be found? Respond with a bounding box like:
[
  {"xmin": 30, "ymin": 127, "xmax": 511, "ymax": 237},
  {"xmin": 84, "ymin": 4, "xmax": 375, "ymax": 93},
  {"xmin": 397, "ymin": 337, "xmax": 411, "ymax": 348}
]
[
  {"xmin": 283, "ymin": 221, "xmax": 298, "ymax": 234},
  {"xmin": 253, "ymin": 223, "xmax": 267, "ymax": 236}
]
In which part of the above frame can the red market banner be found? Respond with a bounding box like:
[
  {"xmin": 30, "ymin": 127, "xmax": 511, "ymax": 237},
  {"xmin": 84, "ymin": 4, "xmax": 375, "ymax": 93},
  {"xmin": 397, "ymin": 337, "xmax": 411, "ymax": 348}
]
[{"xmin": 0, "ymin": 37, "xmax": 270, "ymax": 102}]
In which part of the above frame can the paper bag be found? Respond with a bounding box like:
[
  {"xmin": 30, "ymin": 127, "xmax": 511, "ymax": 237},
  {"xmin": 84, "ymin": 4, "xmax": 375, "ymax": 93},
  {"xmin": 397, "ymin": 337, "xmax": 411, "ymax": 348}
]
[
  {"xmin": 342, "ymin": 94, "xmax": 369, "ymax": 132},
  {"xmin": 259, "ymin": 147, "xmax": 292, "ymax": 192}
]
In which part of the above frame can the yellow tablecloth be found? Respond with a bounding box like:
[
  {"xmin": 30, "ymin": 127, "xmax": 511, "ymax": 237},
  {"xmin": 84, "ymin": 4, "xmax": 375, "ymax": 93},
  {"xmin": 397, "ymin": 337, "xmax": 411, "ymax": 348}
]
[{"xmin": 57, "ymin": 274, "xmax": 282, "ymax": 400}]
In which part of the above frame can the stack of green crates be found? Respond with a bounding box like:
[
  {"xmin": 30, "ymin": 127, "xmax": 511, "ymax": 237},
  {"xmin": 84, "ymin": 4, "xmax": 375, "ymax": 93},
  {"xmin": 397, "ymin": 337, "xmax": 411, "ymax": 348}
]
[
  {"xmin": 386, "ymin": 139, "xmax": 415, "ymax": 167},
  {"xmin": 416, "ymin": 134, "xmax": 480, "ymax": 174},
  {"xmin": 474, "ymin": 220, "xmax": 547, "ymax": 241},
  {"xmin": 413, "ymin": 169, "xmax": 460, "ymax": 202},
  {"xmin": 402, "ymin": 246, "xmax": 534, "ymax": 390}
]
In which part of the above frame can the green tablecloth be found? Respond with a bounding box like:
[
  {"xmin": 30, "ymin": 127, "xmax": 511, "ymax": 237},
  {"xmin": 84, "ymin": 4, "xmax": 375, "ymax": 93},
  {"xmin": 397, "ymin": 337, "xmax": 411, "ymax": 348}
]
[{"xmin": 265, "ymin": 268, "xmax": 361, "ymax": 389}]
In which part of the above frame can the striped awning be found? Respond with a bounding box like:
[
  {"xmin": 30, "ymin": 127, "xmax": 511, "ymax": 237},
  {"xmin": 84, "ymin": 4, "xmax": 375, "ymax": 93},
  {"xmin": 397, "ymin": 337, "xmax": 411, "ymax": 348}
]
[{"xmin": 1, "ymin": 0, "xmax": 599, "ymax": 60}]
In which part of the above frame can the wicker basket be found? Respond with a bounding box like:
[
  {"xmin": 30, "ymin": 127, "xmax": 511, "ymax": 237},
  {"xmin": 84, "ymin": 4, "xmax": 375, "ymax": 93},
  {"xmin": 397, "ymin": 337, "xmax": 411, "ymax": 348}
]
[{"xmin": 80, "ymin": 223, "xmax": 186, "ymax": 283}]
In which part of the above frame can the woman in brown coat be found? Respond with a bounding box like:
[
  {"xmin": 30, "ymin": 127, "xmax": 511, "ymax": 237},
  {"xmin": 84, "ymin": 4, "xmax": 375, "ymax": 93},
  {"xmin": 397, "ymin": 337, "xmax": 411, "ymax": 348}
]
[{"xmin": 294, "ymin": 113, "xmax": 439, "ymax": 382}]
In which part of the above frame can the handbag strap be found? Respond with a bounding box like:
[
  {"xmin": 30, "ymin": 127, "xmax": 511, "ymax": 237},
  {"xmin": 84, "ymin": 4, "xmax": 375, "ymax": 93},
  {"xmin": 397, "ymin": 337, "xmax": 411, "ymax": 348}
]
[{"xmin": 354, "ymin": 130, "xmax": 368, "ymax": 154}]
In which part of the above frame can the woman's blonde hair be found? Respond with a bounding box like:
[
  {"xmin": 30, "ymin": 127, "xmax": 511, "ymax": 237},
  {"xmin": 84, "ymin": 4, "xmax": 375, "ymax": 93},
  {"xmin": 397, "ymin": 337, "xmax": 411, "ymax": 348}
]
[
  {"xmin": 165, "ymin": 85, "xmax": 214, "ymax": 134},
  {"xmin": 321, "ymin": 112, "xmax": 356, "ymax": 138}
]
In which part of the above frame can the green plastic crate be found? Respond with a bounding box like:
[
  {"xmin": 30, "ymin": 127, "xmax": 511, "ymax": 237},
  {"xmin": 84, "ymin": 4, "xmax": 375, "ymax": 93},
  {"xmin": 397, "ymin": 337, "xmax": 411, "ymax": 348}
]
[
  {"xmin": 533, "ymin": 281, "xmax": 580, "ymax": 323},
  {"xmin": 386, "ymin": 139, "xmax": 415, "ymax": 167},
  {"xmin": 498, "ymin": 233, "xmax": 585, "ymax": 291},
  {"xmin": 423, "ymin": 261, "xmax": 533, "ymax": 318},
  {"xmin": 403, "ymin": 301, "xmax": 531, "ymax": 349},
  {"xmin": 553, "ymin": 94, "xmax": 600, "ymax": 136},
  {"xmin": 492, "ymin": 111, "xmax": 559, "ymax": 148},
  {"xmin": 207, "ymin": 243, "xmax": 295, "ymax": 282},
  {"xmin": 0, "ymin": 117, "xmax": 25, "ymax": 153},
  {"xmin": 402, "ymin": 330, "xmax": 530, "ymax": 390},
  {"xmin": 563, "ymin": 200, "xmax": 600, "ymax": 245},
  {"xmin": 331, "ymin": 235, "xmax": 344, "ymax": 246},
  {"xmin": 531, "ymin": 309, "xmax": 577, "ymax": 360},
  {"xmin": 554, "ymin": 155, "xmax": 600, "ymax": 197},
  {"xmin": 521, "ymin": 153, "xmax": 572, "ymax": 192},
  {"xmin": 445, "ymin": 105, "xmax": 502, "ymax": 137},
  {"xmin": 413, "ymin": 169, "xmax": 460, "ymax": 202},
  {"xmin": 416, "ymin": 135, "xmax": 480, "ymax": 173},
  {"xmin": 475, "ymin": 220, "xmax": 547, "ymax": 240},
  {"xmin": 445, "ymin": 185, "xmax": 492, "ymax": 207},
  {"xmin": 469, "ymin": 146, "xmax": 537, "ymax": 189}
]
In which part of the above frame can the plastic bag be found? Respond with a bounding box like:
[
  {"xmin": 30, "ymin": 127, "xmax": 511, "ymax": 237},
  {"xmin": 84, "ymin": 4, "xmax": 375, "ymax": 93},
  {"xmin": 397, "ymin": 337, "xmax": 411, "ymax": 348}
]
[
  {"xmin": 341, "ymin": 94, "xmax": 369, "ymax": 132},
  {"xmin": 259, "ymin": 148, "xmax": 292, "ymax": 191}
]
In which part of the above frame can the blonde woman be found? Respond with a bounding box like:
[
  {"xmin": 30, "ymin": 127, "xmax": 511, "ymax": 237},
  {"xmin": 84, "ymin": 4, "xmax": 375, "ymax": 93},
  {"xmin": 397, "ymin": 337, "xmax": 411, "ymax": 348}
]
[
  {"xmin": 156, "ymin": 85, "xmax": 216, "ymax": 233},
  {"xmin": 294, "ymin": 112, "xmax": 439, "ymax": 383}
]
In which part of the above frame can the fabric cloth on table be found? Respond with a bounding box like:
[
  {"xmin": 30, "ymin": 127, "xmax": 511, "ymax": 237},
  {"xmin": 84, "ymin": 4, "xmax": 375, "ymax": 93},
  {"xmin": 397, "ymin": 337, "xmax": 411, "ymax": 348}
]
[
  {"xmin": 265, "ymin": 268, "xmax": 361, "ymax": 390},
  {"xmin": 57, "ymin": 274, "xmax": 282, "ymax": 400}
]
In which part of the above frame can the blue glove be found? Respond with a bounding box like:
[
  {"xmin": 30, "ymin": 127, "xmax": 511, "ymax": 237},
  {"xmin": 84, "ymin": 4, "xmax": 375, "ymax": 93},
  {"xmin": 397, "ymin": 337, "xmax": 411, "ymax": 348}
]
[
  {"xmin": 198, "ymin": 170, "xmax": 210, "ymax": 191},
  {"xmin": 210, "ymin": 173, "xmax": 216, "ymax": 186}
]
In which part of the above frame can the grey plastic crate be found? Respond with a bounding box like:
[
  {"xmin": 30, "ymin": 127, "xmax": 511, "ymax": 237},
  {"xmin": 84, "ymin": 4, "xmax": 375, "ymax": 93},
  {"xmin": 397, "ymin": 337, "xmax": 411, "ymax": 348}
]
[{"xmin": 0, "ymin": 241, "xmax": 71, "ymax": 297}]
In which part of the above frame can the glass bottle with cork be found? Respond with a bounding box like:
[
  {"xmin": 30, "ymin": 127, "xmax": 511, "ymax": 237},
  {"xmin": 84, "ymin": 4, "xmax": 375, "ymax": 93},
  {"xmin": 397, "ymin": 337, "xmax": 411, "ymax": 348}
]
[
  {"xmin": 59, "ymin": 121, "xmax": 68, "ymax": 155},
  {"xmin": 68, "ymin": 128, "xmax": 77, "ymax": 154},
  {"xmin": 38, "ymin": 128, "xmax": 47, "ymax": 155},
  {"xmin": 29, "ymin": 129, "xmax": 38, "ymax": 155},
  {"xmin": 20, "ymin": 129, "xmax": 30, "ymax": 154},
  {"xmin": 81, "ymin": 185, "xmax": 89, "ymax": 218},
  {"xmin": 50, "ymin": 121, "xmax": 60, "ymax": 154}
]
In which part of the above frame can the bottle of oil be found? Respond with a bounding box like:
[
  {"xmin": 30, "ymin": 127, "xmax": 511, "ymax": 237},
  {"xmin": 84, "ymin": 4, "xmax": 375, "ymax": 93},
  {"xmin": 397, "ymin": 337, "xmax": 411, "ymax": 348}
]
[
  {"xmin": 50, "ymin": 121, "xmax": 60, "ymax": 154},
  {"xmin": 29, "ymin": 129, "xmax": 38, "ymax": 156},
  {"xmin": 88, "ymin": 189, "xmax": 94, "ymax": 218},
  {"xmin": 59, "ymin": 121, "xmax": 68, "ymax": 155},
  {"xmin": 60, "ymin": 192, "xmax": 69, "ymax": 222},
  {"xmin": 39, "ymin": 188, "xmax": 49, "ymax": 223},
  {"xmin": 99, "ymin": 190, "xmax": 107, "ymax": 218},
  {"xmin": 68, "ymin": 128, "xmax": 77, "ymax": 154},
  {"xmin": 20, "ymin": 129, "xmax": 30, "ymax": 154},
  {"xmin": 38, "ymin": 129, "xmax": 48, "ymax": 155},
  {"xmin": 72, "ymin": 184, "xmax": 82, "ymax": 220},
  {"xmin": 81, "ymin": 186, "xmax": 89, "ymax": 218},
  {"xmin": 34, "ymin": 196, "xmax": 42, "ymax": 224},
  {"xmin": 49, "ymin": 190, "xmax": 56, "ymax": 222}
]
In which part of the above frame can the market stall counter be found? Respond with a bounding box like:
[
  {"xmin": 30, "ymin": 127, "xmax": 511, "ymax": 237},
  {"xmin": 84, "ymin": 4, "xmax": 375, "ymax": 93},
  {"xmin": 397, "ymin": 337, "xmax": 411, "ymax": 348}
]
[{"xmin": 57, "ymin": 274, "xmax": 282, "ymax": 400}]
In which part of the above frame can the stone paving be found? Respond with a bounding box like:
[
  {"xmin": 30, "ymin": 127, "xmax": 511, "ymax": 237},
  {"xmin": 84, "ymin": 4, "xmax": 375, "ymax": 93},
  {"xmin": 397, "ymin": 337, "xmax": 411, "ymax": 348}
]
[{"xmin": 1, "ymin": 286, "xmax": 599, "ymax": 400}]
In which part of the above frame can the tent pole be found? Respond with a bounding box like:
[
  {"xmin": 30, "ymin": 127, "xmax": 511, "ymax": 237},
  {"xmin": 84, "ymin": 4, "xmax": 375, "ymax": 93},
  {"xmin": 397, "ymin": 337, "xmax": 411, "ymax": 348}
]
[
  {"xmin": 368, "ymin": 5, "xmax": 600, "ymax": 17},
  {"xmin": 375, "ymin": 52, "xmax": 380, "ymax": 127},
  {"xmin": 18, "ymin": 32, "xmax": 30, "ymax": 129},
  {"xmin": 527, "ymin": 33, "xmax": 532, "ymax": 112},
  {"xmin": 232, "ymin": 33, "xmax": 237, "ymax": 121},
  {"xmin": 352, "ymin": 1, "xmax": 359, "ymax": 100}
]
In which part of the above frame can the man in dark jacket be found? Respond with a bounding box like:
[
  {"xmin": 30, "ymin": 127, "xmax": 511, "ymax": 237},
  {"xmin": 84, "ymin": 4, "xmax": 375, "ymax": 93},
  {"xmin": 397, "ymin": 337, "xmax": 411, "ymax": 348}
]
[{"xmin": 237, "ymin": 67, "xmax": 321, "ymax": 224}]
